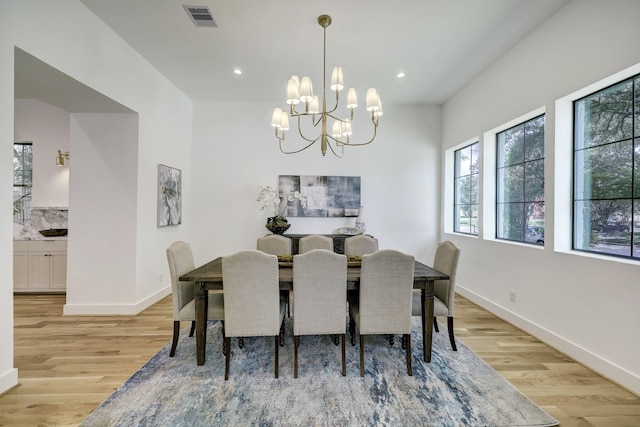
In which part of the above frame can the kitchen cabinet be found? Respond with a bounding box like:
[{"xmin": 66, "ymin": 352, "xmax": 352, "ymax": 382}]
[
  {"xmin": 13, "ymin": 239, "xmax": 67, "ymax": 292},
  {"xmin": 13, "ymin": 240, "xmax": 29, "ymax": 290}
]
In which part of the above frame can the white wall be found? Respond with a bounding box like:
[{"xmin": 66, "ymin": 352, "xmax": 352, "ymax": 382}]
[
  {"xmin": 441, "ymin": 0, "xmax": 640, "ymax": 394},
  {"xmin": 190, "ymin": 101, "xmax": 442, "ymax": 266},
  {"xmin": 0, "ymin": 1, "xmax": 193, "ymax": 393},
  {"xmin": 14, "ymin": 99, "xmax": 70, "ymax": 207}
]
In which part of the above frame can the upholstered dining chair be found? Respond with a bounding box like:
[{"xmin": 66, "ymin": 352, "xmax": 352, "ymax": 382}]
[
  {"xmin": 298, "ymin": 234, "xmax": 333, "ymax": 253},
  {"xmin": 257, "ymin": 234, "xmax": 293, "ymax": 316},
  {"xmin": 293, "ymin": 249, "xmax": 347, "ymax": 377},
  {"xmin": 411, "ymin": 241, "xmax": 461, "ymax": 351},
  {"xmin": 345, "ymin": 234, "xmax": 379, "ymax": 323},
  {"xmin": 257, "ymin": 234, "xmax": 292, "ymax": 255},
  {"xmin": 166, "ymin": 241, "xmax": 225, "ymax": 357},
  {"xmin": 344, "ymin": 234, "xmax": 379, "ymax": 256},
  {"xmin": 222, "ymin": 250, "xmax": 286, "ymax": 380},
  {"xmin": 349, "ymin": 249, "xmax": 415, "ymax": 377}
]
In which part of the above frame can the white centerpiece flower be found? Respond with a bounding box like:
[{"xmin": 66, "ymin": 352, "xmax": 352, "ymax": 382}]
[{"xmin": 257, "ymin": 186, "xmax": 307, "ymax": 232}]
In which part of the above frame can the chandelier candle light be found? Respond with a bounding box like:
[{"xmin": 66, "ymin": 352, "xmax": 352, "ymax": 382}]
[{"xmin": 271, "ymin": 15, "xmax": 382, "ymax": 157}]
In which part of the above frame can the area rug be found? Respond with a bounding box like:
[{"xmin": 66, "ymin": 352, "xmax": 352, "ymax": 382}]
[{"xmin": 81, "ymin": 318, "xmax": 558, "ymax": 427}]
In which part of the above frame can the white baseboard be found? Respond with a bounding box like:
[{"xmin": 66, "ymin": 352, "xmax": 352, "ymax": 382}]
[
  {"xmin": 62, "ymin": 286, "xmax": 171, "ymax": 316},
  {"xmin": 457, "ymin": 286, "xmax": 640, "ymax": 397},
  {"xmin": 0, "ymin": 368, "xmax": 18, "ymax": 396}
]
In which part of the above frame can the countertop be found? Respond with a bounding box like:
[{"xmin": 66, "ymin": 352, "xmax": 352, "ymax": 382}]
[{"xmin": 14, "ymin": 235, "xmax": 68, "ymax": 241}]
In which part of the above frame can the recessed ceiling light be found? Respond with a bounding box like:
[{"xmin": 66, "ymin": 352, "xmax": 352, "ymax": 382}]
[
  {"xmin": 233, "ymin": 68, "xmax": 243, "ymax": 75},
  {"xmin": 396, "ymin": 72, "xmax": 405, "ymax": 78}
]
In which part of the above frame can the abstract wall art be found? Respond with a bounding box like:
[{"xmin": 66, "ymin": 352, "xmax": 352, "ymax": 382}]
[
  {"xmin": 278, "ymin": 175, "xmax": 361, "ymax": 217},
  {"xmin": 158, "ymin": 164, "xmax": 182, "ymax": 226}
]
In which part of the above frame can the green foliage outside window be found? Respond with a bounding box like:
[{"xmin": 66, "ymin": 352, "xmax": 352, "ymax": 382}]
[
  {"xmin": 496, "ymin": 115, "xmax": 545, "ymax": 245},
  {"xmin": 574, "ymin": 76, "xmax": 640, "ymax": 258}
]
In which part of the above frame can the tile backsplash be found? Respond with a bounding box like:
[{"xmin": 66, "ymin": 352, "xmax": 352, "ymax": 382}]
[{"xmin": 14, "ymin": 207, "xmax": 69, "ymax": 239}]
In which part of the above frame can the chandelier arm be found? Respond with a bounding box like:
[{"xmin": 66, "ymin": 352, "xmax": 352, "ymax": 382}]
[
  {"xmin": 278, "ymin": 138, "xmax": 319, "ymax": 155},
  {"xmin": 295, "ymin": 114, "xmax": 321, "ymax": 143},
  {"xmin": 337, "ymin": 122, "xmax": 378, "ymax": 147},
  {"xmin": 325, "ymin": 137, "xmax": 345, "ymax": 158},
  {"xmin": 324, "ymin": 91, "xmax": 340, "ymax": 115}
]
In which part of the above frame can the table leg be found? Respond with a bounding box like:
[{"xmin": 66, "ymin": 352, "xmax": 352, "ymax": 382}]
[
  {"xmin": 422, "ymin": 282, "xmax": 435, "ymax": 363},
  {"xmin": 195, "ymin": 282, "xmax": 208, "ymax": 365}
]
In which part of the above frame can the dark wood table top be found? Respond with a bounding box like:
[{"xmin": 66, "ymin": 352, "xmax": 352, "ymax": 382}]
[{"xmin": 180, "ymin": 256, "xmax": 449, "ymax": 290}]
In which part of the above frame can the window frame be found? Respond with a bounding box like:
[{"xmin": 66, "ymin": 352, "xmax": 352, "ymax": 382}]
[
  {"xmin": 495, "ymin": 114, "xmax": 545, "ymax": 246},
  {"xmin": 555, "ymin": 61, "xmax": 640, "ymax": 265},
  {"xmin": 571, "ymin": 74, "xmax": 639, "ymax": 260},
  {"xmin": 453, "ymin": 141, "xmax": 480, "ymax": 236},
  {"xmin": 13, "ymin": 141, "xmax": 33, "ymax": 224}
]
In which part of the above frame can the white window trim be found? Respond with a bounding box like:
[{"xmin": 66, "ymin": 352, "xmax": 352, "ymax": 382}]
[
  {"xmin": 444, "ymin": 137, "xmax": 480, "ymax": 237},
  {"xmin": 555, "ymin": 61, "xmax": 640, "ymax": 264},
  {"xmin": 482, "ymin": 107, "xmax": 546, "ymax": 249}
]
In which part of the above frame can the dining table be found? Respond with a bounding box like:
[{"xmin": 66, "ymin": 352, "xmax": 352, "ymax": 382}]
[{"xmin": 180, "ymin": 256, "xmax": 449, "ymax": 366}]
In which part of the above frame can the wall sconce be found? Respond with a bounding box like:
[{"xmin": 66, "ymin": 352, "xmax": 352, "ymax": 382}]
[{"xmin": 56, "ymin": 150, "xmax": 70, "ymax": 167}]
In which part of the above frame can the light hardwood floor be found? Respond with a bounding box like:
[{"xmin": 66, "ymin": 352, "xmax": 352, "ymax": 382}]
[{"xmin": 1, "ymin": 294, "xmax": 639, "ymax": 426}]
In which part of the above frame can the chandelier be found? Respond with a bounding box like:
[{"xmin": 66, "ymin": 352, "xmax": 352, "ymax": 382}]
[{"xmin": 270, "ymin": 15, "xmax": 382, "ymax": 157}]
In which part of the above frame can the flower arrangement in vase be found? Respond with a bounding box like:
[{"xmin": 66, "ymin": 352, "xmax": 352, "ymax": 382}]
[{"xmin": 257, "ymin": 185, "xmax": 307, "ymax": 234}]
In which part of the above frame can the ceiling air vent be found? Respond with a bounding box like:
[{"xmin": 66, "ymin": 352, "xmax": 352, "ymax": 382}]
[{"xmin": 183, "ymin": 5, "xmax": 218, "ymax": 28}]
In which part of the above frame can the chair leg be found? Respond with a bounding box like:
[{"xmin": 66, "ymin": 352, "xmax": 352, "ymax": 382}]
[
  {"xmin": 279, "ymin": 320, "xmax": 286, "ymax": 347},
  {"xmin": 433, "ymin": 317, "xmax": 439, "ymax": 332},
  {"xmin": 349, "ymin": 316, "xmax": 356, "ymax": 346},
  {"xmin": 447, "ymin": 316, "xmax": 457, "ymax": 351},
  {"xmin": 188, "ymin": 320, "xmax": 196, "ymax": 337},
  {"xmin": 341, "ymin": 334, "xmax": 346, "ymax": 377},
  {"xmin": 294, "ymin": 335, "xmax": 300, "ymax": 378},
  {"xmin": 274, "ymin": 335, "xmax": 279, "ymax": 379},
  {"xmin": 224, "ymin": 336, "xmax": 230, "ymax": 380},
  {"xmin": 169, "ymin": 321, "xmax": 180, "ymax": 357},
  {"xmin": 359, "ymin": 335, "xmax": 365, "ymax": 377},
  {"xmin": 405, "ymin": 333, "xmax": 412, "ymax": 376}
]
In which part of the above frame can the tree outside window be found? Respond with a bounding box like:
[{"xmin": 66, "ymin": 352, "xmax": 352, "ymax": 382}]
[
  {"xmin": 496, "ymin": 115, "xmax": 545, "ymax": 245},
  {"xmin": 454, "ymin": 142, "xmax": 479, "ymax": 235},
  {"xmin": 574, "ymin": 75, "xmax": 640, "ymax": 259}
]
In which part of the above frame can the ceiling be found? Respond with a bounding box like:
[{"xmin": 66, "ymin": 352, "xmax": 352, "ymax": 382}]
[{"xmin": 17, "ymin": 0, "xmax": 570, "ymax": 109}]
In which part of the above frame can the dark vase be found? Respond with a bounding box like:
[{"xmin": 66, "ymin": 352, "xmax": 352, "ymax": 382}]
[{"xmin": 266, "ymin": 216, "xmax": 290, "ymax": 235}]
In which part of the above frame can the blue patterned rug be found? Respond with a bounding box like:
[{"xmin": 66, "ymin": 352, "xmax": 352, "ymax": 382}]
[{"xmin": 81, "ymin": 318, "xmax": 558, "ymax": 426}]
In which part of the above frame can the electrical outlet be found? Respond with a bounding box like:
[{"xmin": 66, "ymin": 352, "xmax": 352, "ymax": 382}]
[
  {"xmin": 159, "ymin": 273, "xmax": 164, "ymax": 283},
  {"xmin": 509, "ymin": 290, "xmax": 516, "ymax": 303}
]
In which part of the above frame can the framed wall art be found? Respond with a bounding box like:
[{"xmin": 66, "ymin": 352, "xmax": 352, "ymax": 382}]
[
  {"xmin": 157, "ymin": 164, "xmax": 182, "ymax": 226},
  {"xmin": 278, "ymin": 175, "xmax": 361, "ymax": 217}
]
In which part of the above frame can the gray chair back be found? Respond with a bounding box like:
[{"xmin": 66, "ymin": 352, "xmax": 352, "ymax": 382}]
[
  {"xmin": 433, "ymin": 241, "xmax": 460, "ymax": 316},
  {"xmin": 222, "ymin": 250, "xmax": 281, "ymax": 337},
  {"xmin": 358, "ymin": 249, "xmax": 414, "ymax": 335},
  {"xmin": 345, "ymin": 235, "xmax": 379, "ymax": 256},
  {"xmin": 257, "ymin": 234, "xmax": 292, "ymax": 255},
  {"xmin": 293, "ymin": 249, "xmax": 347, "ymax": 335},
  {"xmin": 166, "ymin": 241, "xmax": 195, "ymax": 319},
  {"xmin": 298, "ymin": 234, "xmax": 333, "ymax": 253}
]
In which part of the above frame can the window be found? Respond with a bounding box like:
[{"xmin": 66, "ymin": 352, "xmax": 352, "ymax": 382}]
[
  {"xmin": 573, "ymin": 74, "xmax": 639, "ymax": 259},
  {"xmin": 496, "ymin": 115, "xmax": 545, "ymax": 245},
  {"xmin": 454, "ymin": 142, "xmax": 479, "ymax": 235},
  {"xmin": 13, "ymin": 142, "xmax": 32, "ymax": 224}
]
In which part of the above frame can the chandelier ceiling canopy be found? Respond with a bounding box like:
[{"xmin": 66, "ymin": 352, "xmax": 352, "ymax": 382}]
[{"xmin": 271, "ymin": 15, "xmax": 382, "ymax": 158}]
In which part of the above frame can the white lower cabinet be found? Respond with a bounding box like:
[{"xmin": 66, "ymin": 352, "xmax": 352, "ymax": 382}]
[{"xmin": 13, "ymin": 240, "xmax": 67, "ymax": 293}]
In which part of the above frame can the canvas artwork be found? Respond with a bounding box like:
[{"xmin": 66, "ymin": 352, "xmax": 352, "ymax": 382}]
[
  {"xmin": 157, "ymin": 164, "xmax": 182, "ymax": 226},
  {"xmin": 278, "ymin": 175, "xmax": 361, "ymax": 217}
]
